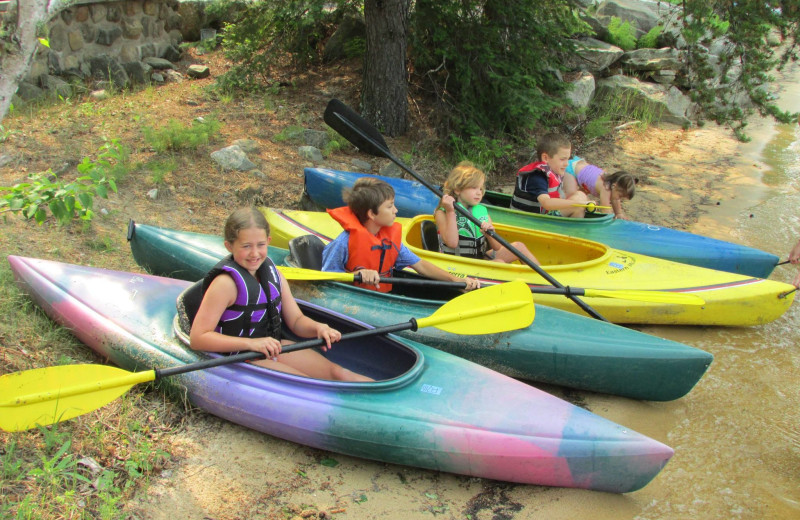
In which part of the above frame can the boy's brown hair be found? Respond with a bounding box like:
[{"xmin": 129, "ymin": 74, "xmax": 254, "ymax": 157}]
[
  {"xmin": 343, "ymin": 177, "xmax": 395, "ymax": 223},
  {"xmin": 224, "ymin": 207, "xmax": 270, "ymax": 244},
  {"xmin": 443, "ymin": 161, "xmax": 486, "ymax": 197},
  {"xmin": 536, "ymin": 133, "xmax": 571, "ymax": 160}
]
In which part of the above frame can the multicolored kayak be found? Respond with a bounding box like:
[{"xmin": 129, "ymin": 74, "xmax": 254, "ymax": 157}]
[
  {"xmin": 127, "ymin": 221, "xmax": 712, "ymax": 401},
  {"xmin": 264, "ymin": 208, "xmax": 796, "ymax": 326},
  {"xmin": 7, "ymin": 255, "xmax": 674, "ymax": 492},
  {"xmin": 303, "ymin": 167, "xmax": 779, "ymax": 278}
]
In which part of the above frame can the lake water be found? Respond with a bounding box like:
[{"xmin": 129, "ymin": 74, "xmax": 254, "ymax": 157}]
[{"xmin": 574, "ymin": 65, "xmax": 800, "ymax": 520}]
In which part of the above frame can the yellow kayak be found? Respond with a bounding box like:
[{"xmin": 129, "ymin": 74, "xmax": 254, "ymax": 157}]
[{"xmin": 262, "ymin": 208, "xmax": 795, "ymax": 326}]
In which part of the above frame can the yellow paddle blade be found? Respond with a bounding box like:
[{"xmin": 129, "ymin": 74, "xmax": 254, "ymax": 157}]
[
  {"xmin": 584, "ymin": 289, "xmax": 705, "ymax": 305},
  {"xmin": 278, "ymin": 266, "xmax": 355, "ymax": 282},
  {"xmin": 0, "ymin": 365, "xmax": 156, "ymax": 432},
  {"xmin": 417, "ymin": 280, "xmax": 534, "ymax": 334}
]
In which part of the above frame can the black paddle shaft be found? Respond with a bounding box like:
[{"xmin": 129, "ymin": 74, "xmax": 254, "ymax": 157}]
[
  {"xmin": 324, "ymin": 99, "xmax": 607, "ymax": 322},
  {"xmin": 155, "ymin": 320, "xmax": 418, "ymax": 379}
]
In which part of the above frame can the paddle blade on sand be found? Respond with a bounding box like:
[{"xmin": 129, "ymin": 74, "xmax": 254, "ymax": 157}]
[{"xmin": 0, "ymin": 365, "xmax": 155, "ymax": 432}]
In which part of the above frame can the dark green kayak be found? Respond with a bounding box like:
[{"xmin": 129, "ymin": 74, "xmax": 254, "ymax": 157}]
[{"xmin": 126, "ymin": 221, "xmax": 713, "ymax": 401}]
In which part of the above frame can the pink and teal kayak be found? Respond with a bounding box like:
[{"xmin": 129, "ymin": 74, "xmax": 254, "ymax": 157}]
[
  {"xmin": 303, "ymin": 167, "xmax": 779, "ymax": 278},
  {"xmin": 7, "ymin": 255, "xmax": 673, "ymax": 492}
]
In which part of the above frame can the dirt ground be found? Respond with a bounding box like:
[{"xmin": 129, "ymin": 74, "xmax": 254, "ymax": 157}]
[{"xmin": 0, "ymin": 49, "xmax": 782, "ymax": 519}]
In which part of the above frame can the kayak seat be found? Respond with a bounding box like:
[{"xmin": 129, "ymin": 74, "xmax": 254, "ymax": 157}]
[
  {"xmin": 287, "ymin": 234, "xmax": 325, "ymax": 270},
  {"xmin": 420, "ymin": 220, "xmax": 440, "ymax": 252}
]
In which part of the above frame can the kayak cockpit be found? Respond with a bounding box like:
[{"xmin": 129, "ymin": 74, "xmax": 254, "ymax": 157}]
[
  {"xmin": 403, "ymin": 215, "xmax": 611, "ymax": 268},
  {"xmin": 173, "ymin": 282, "xmax": 425, "ymax": 389}
]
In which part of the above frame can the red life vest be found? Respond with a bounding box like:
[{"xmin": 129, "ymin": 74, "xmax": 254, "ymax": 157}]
[
  {"xmin": 511, "ymin": 161, "xmax": 562, "ymax": 214},
  {"xmin": 327, "ymin": 206, "xmax": 401, "ymax": 293}
]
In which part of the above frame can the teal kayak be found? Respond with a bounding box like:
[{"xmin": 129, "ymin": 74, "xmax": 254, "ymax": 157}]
[
  {"xmin": 303, "ymin": 167, "xmax": 779, "ymax": 277},
  {"xmin": 6, "ymin": 255, "xmax": 673, "ymax": 492},
  {"xmin": 126, "ymin": 221, "xmax": 713, "ymax": 401}
]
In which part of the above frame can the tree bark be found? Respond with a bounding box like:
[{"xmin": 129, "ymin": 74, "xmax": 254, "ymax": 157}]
[
  {"xmin": 362, "ymin": 0, "xmax": 410, "ymax": 137},
  {"xmin": 0, "ymin": 0, "xmax": 56, "ymax": 126}
]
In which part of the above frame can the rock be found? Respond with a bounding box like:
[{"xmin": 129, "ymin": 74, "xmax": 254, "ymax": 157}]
[
  {"xmin": 303, "ymin": 129, "xmax": 330, "ymax": 150},
  {"xmin": 619, "ymin": 47, "xmax": 684, "ymax": 72},
  {"xmin": 565, "ymin": 38, "xmax": 624, "ymax": 73},
  {"xmin": 232, "ymin": 139, "xmax": 260, "ymax": 154},
  {"xmin": 297, "ymin": 146, "xmax": 324, "ymax": 163},
  {"xmin": 596, "ymin": 74, "xmax": 695, "ymax": 126},
  {"xmin": 143, "ymin": 57, "xmax": 176, "ymax": 70},
  {"xmin": 566, "ymin": 71, "xmax": 596, "ymax": 110},
  {"xmin": 187, "ymin": 64, "xmax": 210, "ymax": 79},
  {"xmin": 211, "ymin": 145, "xmax": 257, "ymax": 171},
  {"xmin": 323, "ymin": 13, "xmax": 366, "ymax": 62},
  {"xmin": 350, "ymin": 158, "xmax": 372, "ymax": 171}
]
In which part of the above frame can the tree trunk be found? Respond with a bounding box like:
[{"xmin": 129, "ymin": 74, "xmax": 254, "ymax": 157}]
[
  {"xmin": 362, "ymin": 0, "xmax": 410, "ymax": 137},
  {"xmin": 0, "ymin": 0, "xmax": 54, "ymax": 125}
]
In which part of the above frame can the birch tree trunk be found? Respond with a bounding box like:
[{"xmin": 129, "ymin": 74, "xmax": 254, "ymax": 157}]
[{"xmin": 0, "ymin": 0, "xmax": 56, "ymax": 125}]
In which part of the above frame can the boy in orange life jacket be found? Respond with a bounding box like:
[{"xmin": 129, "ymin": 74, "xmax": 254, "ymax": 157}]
[
  {"xmin": 511, "ymin": 133, "xmax": 589, "ymax": 217},
  {"xmin": 321, "ymin": 177, "xmax": 481, "ymax": 293}
]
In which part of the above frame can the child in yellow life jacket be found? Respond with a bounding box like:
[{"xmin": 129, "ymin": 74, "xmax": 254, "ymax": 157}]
[
  {"xmin": 435, "ymin": 161, "xmax": 540, "ymax": 265},
  {"xmin": 322, "ymin": 177, "xmax": 481, "ymax": 293}
]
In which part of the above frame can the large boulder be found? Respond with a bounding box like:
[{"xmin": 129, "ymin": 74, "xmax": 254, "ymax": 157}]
[
  {"xmin": 564, "ymin": 37, "xmax": 624, "ymax": 73},
  {"xmin": 596, "ymin": 74, "xmax": 696, "ymax": 126},
  {"xmin": 593, "ymin": 0, "xmax": 678, "ymax": 38}
]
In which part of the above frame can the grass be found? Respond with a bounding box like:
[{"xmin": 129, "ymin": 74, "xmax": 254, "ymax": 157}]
[{"xmin": 0, "ymin": 262, "xmax": 183, "ymax": 519}]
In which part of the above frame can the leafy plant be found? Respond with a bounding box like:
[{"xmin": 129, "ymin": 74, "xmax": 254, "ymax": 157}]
[
  {"xmin": 637, "ymin": 25, "xmax": 663, "ymax": 49},
  {"xmin": 216, "ymin": 0, "xmax": 358, "ymax": 92},
  {"xmin": 142, "ymin": 117, "xmax": 221, "ymax": 153},
  {"xmin": 607, "ymin": 17, "xmax": 637, "ymax": 51},
  {"xmin": 410, "ymin": 0, "xmax": 587, "ymax": 144},
  {"xmin": 0, "ymin": 139, "xmax": 129, "ymax": 225},
  {"xmin": 449, "ymin": 134, "xmax": 514, "ymax": 175}
]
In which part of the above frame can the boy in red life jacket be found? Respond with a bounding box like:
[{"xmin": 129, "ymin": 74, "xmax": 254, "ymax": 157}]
[
  {"xmin": 322, "ymin": 177, "xmax": 481, "ymax": 293},
  {"xmin": 511, "ymin": 133, "xmax": 589, "ymax": 217}
]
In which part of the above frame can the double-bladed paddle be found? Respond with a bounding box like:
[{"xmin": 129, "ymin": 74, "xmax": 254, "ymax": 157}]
[
  {"xmin": 323, "ymin": 98, "xmax": 608, "ymax": 322},
  {"xmin": 0, "ymin": 281, "xmax": 533, "ymax": 432},
  {"xmin": 276, "ymin": 266, "xmax": 706, "ymax": 305}
]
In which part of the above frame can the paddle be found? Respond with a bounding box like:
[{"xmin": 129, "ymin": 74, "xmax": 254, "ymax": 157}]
[
  {"xmin": 0, "ymin": 281, "xmax": 533, "ymax": 432},
  {"xmin": 573, "ymin": 202, "xmax": 611, "ymax": 211},
  {"xmin": 323, "ymin": 98, "xmax": 608, "ymax": 322},
  {"xmin": 276, "ymin": 266, "xmax": 705, "ymax": 305}
]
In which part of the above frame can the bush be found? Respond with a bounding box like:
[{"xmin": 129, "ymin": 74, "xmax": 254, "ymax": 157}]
[{"xmin": 608, "ymin": 17, "xmax": 637, "ymax": 51}]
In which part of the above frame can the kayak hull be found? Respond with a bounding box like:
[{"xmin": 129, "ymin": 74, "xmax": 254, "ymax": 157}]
[
  {"xmin": 303, "ymin": 167, "xmax": 779, "ymax": 277},
  {"xmin": 264, "ymin": 208, "xmax": 794, "ymax": 326},
  {"xmin": 7, "ymin": 255, "xmax": 673, "ymax": 493},
  {"xmin": 127, "ymin": 221, "xmax": 713, "ymax": 401}
]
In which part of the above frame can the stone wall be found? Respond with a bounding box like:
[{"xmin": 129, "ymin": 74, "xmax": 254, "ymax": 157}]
[{"xmin": 13, "ymin": 0, "xmax": 185, "ymax": 103}]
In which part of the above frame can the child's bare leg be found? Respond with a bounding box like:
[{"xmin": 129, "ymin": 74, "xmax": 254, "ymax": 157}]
[
  {"xmin": 559, "ymin": 191, "xmax": 588, "ymax": 218},
  {"xmin": 281, "ymin": 349, "xmax": 373, "ymax": 382},
  {"xmin": 562, "ymin": 174, "xmax": 579, "ymax": 197},
  {"xmin": 493, "ymin": 241, "xmax": 540, "ymax": 265}
]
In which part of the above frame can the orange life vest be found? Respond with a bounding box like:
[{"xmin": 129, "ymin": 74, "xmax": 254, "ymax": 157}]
[{"xmin": 327, "ymin": 206, "xmax": 401, "ymax": 292}]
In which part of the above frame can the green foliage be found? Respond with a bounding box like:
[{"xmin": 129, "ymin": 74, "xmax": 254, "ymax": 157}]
[
  {"xmin": 142, "ymin": 117, "xmax": 221, "ymax": 153},
  {"xmin": 679, "ymin": 0, "xmax": 799, "ymax": 138},
  {"xmin": 145, "ymin": 158, "xmax": 178, "ymax": 185},
  {"xmin": 410, "ymin": 0, "xmax": 587, "ymax": 145},
  {"xmin": 607, "ymin": 17, "xmax": 637, "ymax": 51},
  {"xmin": 216, "ymin": 0, "xmax": 359, "ymax": 92},
  {"xmin": 449, "ymin": 134, "xmax": 514, "ymax": 175},
  {"xmin": 637, "ymin": 25, "xmax": 663, "ymax": 49},
  {"xmin": 583, "ymin": 90, "xmax": 664, "ymax": 140},
  {"xmin": 0, "ymin": 139, "xmax": 129, "ymax": 225}
]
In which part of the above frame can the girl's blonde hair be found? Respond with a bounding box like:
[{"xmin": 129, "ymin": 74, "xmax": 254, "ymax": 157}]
[
  {"xmin": 224, "ymin": 207, "xmax": 270, "ymax": 243},
  {"xmin": 443, "ymin": 161, "xmax": 486, "ymax": 197}
]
